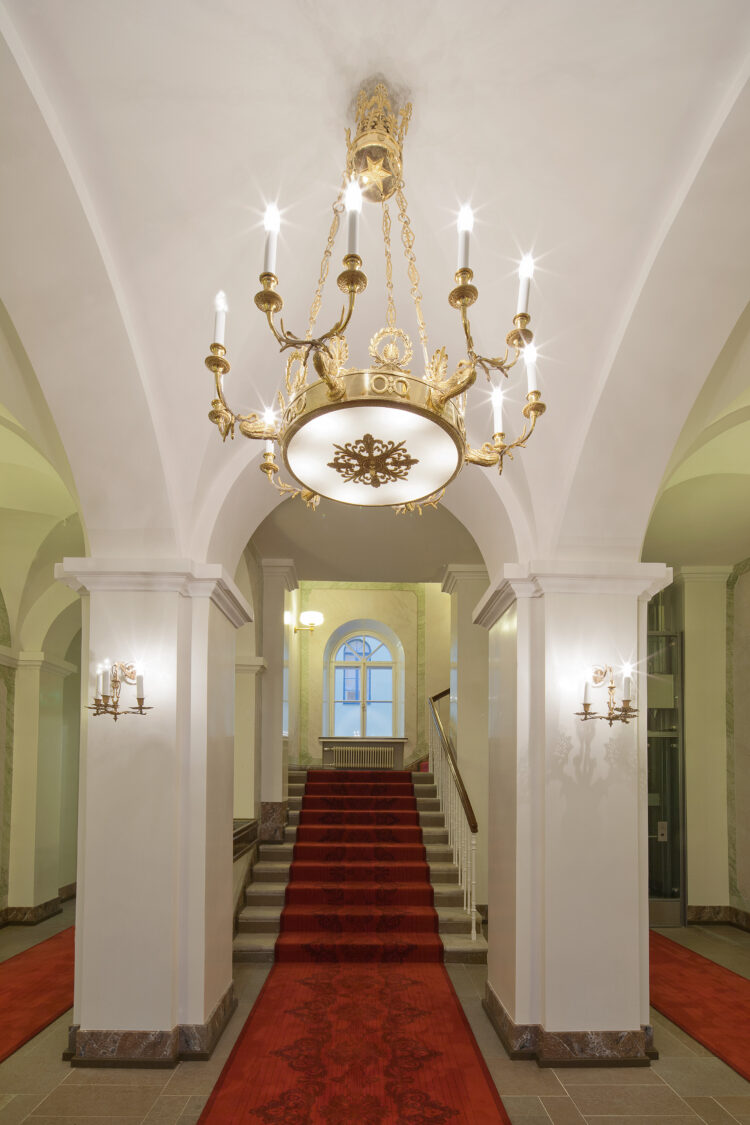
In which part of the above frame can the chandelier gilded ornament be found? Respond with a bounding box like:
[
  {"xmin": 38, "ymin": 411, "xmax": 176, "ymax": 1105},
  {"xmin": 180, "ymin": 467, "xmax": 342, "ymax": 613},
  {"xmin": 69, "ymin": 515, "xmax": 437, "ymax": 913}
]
[{"xmin": 204, "ymin": 83, "xmax": 546, "ymax": 513}]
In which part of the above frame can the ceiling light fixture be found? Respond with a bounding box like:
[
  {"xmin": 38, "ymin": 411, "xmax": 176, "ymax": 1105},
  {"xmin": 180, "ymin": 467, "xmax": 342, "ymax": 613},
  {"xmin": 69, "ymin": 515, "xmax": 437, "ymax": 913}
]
[{"xmin": 205, "ymin": 83, "xmax": 546, "ymax": 513}]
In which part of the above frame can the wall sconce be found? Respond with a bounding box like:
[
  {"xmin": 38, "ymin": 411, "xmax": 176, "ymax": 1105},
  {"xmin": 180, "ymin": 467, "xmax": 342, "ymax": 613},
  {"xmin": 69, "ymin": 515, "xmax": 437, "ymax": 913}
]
[
  {"xmin": 576, "ymin": 664, "xmax": 637, "ymax": 726},
  {"xmin": 294, "ymin": 610, "xmax": 324, "ymax": 634},
  {"xmin": 89, "ymin": 661, "xmax": 152, "ymax": 721}
]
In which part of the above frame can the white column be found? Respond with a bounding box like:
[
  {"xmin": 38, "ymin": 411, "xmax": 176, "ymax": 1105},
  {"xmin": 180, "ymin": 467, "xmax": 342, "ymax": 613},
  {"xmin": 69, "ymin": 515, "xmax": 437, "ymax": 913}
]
[
  {"xmin": 7, "ymin": 653, "xmax": 76, "ymax": 918},
  {"xmin": 441, "ymin": 564, "xmax": 490, "ymax": 905},
  {"xmin": 56, "ymin": 558, "xmax": 251, "ymax": 1065},
  {"xmin": 673, "ymin": 566, "xmax": 732, "ymax": 907},
  {"xmin": 259, "ymin": 560, "xmax": 298, "ymax": 840},
  {"xmin": 234, "ymin": 657, "xmax": 266, "ymax": 819},
  {"xmin": 477, "ymin": 560, "xmax": 671, "ymax": 1065}
]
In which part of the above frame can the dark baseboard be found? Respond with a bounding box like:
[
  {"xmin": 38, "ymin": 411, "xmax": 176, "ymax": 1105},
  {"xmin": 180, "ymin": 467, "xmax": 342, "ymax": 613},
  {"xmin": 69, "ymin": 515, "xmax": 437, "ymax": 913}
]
[
  {"xmin": 483, "ymin": 981, "xmax": 651, "ymax": 1067},
  {"xmin": 0, "ymin": 897, "xmax": 63, "ymax": 927},
  {"xmin": 687, "ymin": 905, "xmax": 750, "ymax": 933},
  {"xmin": 66, "ymin": 982, "xmax": 237, "ymax": 1067}
]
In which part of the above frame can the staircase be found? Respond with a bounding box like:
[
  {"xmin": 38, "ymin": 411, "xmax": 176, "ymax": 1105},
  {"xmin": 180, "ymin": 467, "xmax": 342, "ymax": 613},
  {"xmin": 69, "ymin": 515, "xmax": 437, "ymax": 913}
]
[{"xmin": 234, "ymin": 767, "xmax": 488, "ymax": 963}]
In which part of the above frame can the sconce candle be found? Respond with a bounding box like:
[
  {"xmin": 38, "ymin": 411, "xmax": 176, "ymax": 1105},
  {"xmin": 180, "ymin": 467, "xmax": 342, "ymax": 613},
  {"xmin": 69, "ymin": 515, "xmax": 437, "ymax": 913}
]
[
  {"xmin": 102, "ymin": 668, "xmax": 111, "ymax": 697},
  {"xmin": 583, "ymin": 680, "xmax": 591, "ymax": 705},
  {"xmin": 623, "ymin": 675, "xmax": 632, "ymax": 701}
]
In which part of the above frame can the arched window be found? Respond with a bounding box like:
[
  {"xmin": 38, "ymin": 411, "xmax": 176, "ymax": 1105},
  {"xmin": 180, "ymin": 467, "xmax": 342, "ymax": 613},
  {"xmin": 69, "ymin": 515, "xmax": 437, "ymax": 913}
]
[{"xmin": 331, "ymin": 632, "xmax": 395, "ymax": 737}]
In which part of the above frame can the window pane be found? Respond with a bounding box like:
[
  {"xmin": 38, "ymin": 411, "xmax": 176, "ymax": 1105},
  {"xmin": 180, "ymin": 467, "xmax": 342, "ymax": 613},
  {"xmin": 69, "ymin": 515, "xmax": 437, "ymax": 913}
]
[
  {"xmin": 335, "ymin": 666, "xmax": 360, "ymax": 701},
  {"xmin": 334, "ymin": 702, "xmax": 362, "ymax": 737},
  {"xmin": 282, "ymin": 700, "xmax": 289, "ymax": 738},
  {"xmin": 365, "ymin": 701, "xmax": 392, "ymax": 736},
  {"xmin": 336, "ymin": 641, "xmax": 359, "ymax": 662},
  {"xmin": 367, "ymin": 666, "xmax": 392, "ymax": 701}
]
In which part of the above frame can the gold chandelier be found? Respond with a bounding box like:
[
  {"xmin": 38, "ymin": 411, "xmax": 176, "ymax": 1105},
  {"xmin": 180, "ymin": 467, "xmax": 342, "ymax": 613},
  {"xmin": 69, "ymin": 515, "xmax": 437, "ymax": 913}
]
[{"xmin": 205, "ymin": 83, "xmax": 546, "ymax": 513}]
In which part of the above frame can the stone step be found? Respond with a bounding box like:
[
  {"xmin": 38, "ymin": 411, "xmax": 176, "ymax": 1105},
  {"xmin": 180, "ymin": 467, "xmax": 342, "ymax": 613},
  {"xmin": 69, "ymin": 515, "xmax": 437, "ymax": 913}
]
[
  {"xmin": 282, "ymin": 825, "xmax": 449, "ymax": 845},
  {"xmin": 237, "ymin": 904, "xmax": 482, "ymax": 936},
  {"xmin": 288, "ymin": 784, "xmax": 305, "ymax": 798},
  {"xmin": 288, "ymin": 770, "xmax": 307, "ymax": 783},
  {"xmin": 286, "ymin": 809, "xmax": 445, "ymax": 828},
  {"xmin": 237, "ymin": 900, "xmax": 481, "ymax": 936},
  {"xmin": 245, "ymin": 881, "xmax": 465, "ymax": 910},
  {"xmin": 251, "ymin": 859, "xmax": 459, "ymax": 884},
  {"xmin": 233, "ymin": 929, "xmax": 487, "ymax": 964},
  {"xmin": 258, "ymin": 842, "xmax": 454, "ymax": 864}
]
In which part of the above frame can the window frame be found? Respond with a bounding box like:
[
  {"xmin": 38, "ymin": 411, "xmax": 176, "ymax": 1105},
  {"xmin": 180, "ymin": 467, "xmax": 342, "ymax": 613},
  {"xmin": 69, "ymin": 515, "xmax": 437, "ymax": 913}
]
[{"xmin": 330, "ymin": 630, "xmax": 395, "ymax": 738}]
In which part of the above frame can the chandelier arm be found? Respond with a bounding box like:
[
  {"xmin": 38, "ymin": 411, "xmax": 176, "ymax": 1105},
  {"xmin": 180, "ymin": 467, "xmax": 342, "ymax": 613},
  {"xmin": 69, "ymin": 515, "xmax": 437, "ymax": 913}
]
[
  {"xmin": 464, "ymin": 442, "xmax": 499, "ymax": 468},
  {"xmin": 392, "ymin": 486, "xmax": 444, "ymax": 516},
  {"xmin": 259, "ymin": 449, "xmax": 320, "ymax": 510},
  {"xmin": 429, "ymin": 359, "xmax": 477, "ymax": 411}
]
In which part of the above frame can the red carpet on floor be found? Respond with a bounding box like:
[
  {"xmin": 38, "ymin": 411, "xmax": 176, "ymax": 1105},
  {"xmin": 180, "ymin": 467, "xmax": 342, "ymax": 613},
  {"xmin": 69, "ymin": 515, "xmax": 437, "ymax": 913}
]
[
  {"xmin": 0, "ymin": 926, "xmax": 75, "ymax": 1062},
  {"xmin": 649, "ymin": 930, "xmax": 750, "ymax": 1080},
  {"xmin": 199, "ymin": 962, "xmax": 511, "ymax": 1124},
  {"xmin": 277, "ymin": 768, "xmax": 443, "ymax": 963}
]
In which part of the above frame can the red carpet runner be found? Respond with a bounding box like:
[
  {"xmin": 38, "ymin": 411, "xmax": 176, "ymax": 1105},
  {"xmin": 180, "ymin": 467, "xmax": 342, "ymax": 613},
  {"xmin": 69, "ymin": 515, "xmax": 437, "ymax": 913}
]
[
  {"xmin": 200, "ymin": 963, "xmax": 511, "ymax": 1124},
  {"xmin": 0, "ymin": 926, "xmax": 75, "ymax": 1062},
  {"xmin": 276, "ymin": 769, "xmax": 443, "ymax": 963},
  {"xmin": 200, "ymin": 769, "xmax": 511, "ymax": 1122},
  {"xmin": 650, "ymin": 930, "xmax": 750, "ymax": 1080}
]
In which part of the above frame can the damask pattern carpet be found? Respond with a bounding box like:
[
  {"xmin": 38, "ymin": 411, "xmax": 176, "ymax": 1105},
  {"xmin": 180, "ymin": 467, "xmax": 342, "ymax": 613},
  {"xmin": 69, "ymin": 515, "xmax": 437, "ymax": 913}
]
[
  {"xmin": 0, "ymin": 926, "xmax": 75, "ymax": 1062},
  {"xmin": 199, "ymin": 769, "xmax": 511, "ymax": 1122},
  {"xmin": 276, "ymin": 769, "xmax": 443, "ymax": 963},
  {"xmin": 649, "ymin": 929, "xmax": 750, "ymax": 1080}
]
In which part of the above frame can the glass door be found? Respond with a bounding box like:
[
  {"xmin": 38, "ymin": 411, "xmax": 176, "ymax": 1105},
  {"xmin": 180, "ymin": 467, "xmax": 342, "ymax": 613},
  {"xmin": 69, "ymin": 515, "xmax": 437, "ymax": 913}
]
[{"xmin": 646, "ymin": 595, "xmax": 686, "ymax": 926}]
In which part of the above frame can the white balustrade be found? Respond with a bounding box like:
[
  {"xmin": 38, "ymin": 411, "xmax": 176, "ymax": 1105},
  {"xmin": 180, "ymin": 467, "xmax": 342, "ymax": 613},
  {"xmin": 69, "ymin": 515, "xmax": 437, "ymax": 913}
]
[{"xmin": 427, "ymin": 698, "xmax": 477, "ymax": 941}]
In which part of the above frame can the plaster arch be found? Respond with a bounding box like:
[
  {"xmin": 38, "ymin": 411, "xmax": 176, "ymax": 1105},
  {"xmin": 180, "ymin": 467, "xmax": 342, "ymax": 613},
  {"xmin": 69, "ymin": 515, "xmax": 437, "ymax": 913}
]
[
  {"xmin": 0, "ymin": 23, "xmax": 179, "ymax": 557},
  {"xmin": 44, "ymin": 601, "xmax": 83, "ymax": 664},
  {"xmin": 555, "ymin": 67, "xmax": 750, "ymax": 563},
  {"xmin": 19, "ymin": 582, "xmax": 79, "ymax": 654}
]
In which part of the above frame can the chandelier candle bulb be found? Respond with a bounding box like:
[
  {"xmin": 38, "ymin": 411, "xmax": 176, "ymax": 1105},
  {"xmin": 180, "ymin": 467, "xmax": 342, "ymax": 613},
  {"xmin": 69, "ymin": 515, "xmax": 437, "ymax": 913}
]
[
  {"xmin": 457, "ymin": 205, "xmax": 474, "ymax": 271},
  {"xmin": 524, "ymin": 344, "xmax": 538, "ymax": 394},
  {"xmin": 263, "ymin": 204, "xmax": 281, "ymax": 274},
  {"xmin": 265, "ymin": 439, "xmax": 273, "ymax": 454},
  {"xmin": 491, "ymin": 387, "xmax": 503, "ymax": 435},
  {"xmin": 345, "ymin": 179, "xmax": 363, "ymax": 257},
  {"xmin": 516, "ymin": 254, "xmax": 535, "ymax": 317},
  {"xmin": 213, "ymin": 291, "xmax": 227, "ymax": 347}
]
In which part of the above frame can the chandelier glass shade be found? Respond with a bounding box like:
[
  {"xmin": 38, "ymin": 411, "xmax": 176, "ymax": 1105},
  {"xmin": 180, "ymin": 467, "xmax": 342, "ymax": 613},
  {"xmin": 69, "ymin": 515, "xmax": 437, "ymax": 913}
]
[{"xmin": 204, "ymin": 83, "xmax": 546, "ymax": 513}]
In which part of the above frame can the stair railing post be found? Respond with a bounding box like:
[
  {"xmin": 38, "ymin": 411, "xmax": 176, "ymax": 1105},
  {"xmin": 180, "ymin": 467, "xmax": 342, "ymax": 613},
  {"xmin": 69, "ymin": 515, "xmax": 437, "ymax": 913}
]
[{"xmin": 470, "ymin": 833, "xmax": 477, "ymax": 941}]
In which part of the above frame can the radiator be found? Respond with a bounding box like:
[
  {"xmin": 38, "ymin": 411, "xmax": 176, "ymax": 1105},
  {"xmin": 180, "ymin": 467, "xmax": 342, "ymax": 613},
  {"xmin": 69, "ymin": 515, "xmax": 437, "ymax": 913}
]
[{"xmin": 332, "ymin": 743, "xmax": 394, "ymax": 770}]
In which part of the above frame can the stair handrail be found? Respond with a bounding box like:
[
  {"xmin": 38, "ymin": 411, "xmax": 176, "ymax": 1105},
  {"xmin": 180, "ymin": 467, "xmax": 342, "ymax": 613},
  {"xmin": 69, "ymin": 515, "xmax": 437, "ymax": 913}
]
[{"xmin": 427, "ymin": 688, "xmax": 478, "ymax": 941}]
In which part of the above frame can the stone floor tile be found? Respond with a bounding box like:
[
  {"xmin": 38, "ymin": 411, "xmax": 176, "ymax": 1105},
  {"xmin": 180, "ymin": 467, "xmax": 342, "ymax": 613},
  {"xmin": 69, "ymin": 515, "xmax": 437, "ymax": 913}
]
[
  {"xmin": 685, "ymin": 1096, "xmax": 748, "ymax": 1124},
  {"xmin": 61, "ymin": 1067, "xmax": 171, "ymax": 1087},
  {"xmin": 444, "ymin": 963, "xmax": 476, "ymax": 997},
  {"xmin": 159, "ymin": 1068, "xmax": 219, "ymax": 1098},
  {"xmin": 567, "ymin": 1084, "xmax": 696, "ymax": 1116},
  {"xmin": 505, "ymin": 1117, "xmax": 552, "ymax": 1125},
  {"xmin": 142, "ymin": 1094, "xmax": 190, "ymax": 1122},
  {"xmin": 649, "ymin": 1014, "xmax": 712, "ymax": 1057},
  {"xmin": 715, "ymin": 1099, "xmax": 750, "ymax": 1118},
  {"xmin": 0, "ymin": 1062, "xmax": 68, "ymax": 1099},
  {"xmin": 30, "ymin": 1084, "xmax": 160, "ymax": 1118},
  {"xmin": 488, "ymin": 1059, "xmax": 567, "ymax": 1096},
  {"xmin": 0, "ymin": 1095, "xmax": 48, "ymax": 1124},
  {"xmin": 540, "ymin": 1094, "xmax": 586, "ymax": 1123},
  {"xmin": 654, "ymin": 1024, "xmax": 711, "ymax": 1058},
  {"xmin": 501, "ymin": 1095, "xmax": 548, "ymax": 1118},
  {"xmin": 0, "ymin": 1100, "xmax": 11, "ymax": 1113},
  {"xmin": 554, "ymin": 1066, "xmax": 664, "ymax": 1086},
  {"xmin": 583, "ymin": 1118, "xmax": 699, "ymax": 1124},
  {"xmin": 176, "ymin": 1094, "xmax": 208, "ymax": 1124},
  {"xmin": 653, "ymin": 1059, "xmax": 750, "ymax": 1098}
]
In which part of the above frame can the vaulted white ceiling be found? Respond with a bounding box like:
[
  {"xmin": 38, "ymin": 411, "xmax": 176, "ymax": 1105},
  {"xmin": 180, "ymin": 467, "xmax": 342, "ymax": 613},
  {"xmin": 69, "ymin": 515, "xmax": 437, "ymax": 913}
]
[{"xmin": 2, "ymin": 1, "xmax": 750, "ymax": 577}]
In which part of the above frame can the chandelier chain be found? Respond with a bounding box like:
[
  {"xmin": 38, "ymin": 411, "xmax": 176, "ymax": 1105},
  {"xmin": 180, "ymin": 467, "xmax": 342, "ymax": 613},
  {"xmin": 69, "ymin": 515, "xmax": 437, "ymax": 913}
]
[
  {"xmin": 395, "ymin": 180, "xmax": 429, "ymax": 369},
  {"xmin": 306, "ymin": 175, "xmax": 348, "ymax": 341},
  {"xmin": 382, "ymin": 203, "xmax": 397, "ymax": 330}
]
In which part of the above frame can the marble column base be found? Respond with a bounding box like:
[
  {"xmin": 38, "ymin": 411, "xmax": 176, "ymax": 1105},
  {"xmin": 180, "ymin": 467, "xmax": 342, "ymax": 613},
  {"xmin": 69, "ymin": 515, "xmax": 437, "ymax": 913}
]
[
  {"xmin": 0, "ymin": 896, "xmax": 62, "ymax": 927},
  {"xmin": 58, "ymin": 882, "xmax": 76, "ymax": 902},
  {"xmin": 483, "ymin": 982, "xmax": 651, "ymax": 1067},
  {"xmin": 260, "ymin": 800, "xmax": 288, "ymax": 842},
  {"xmin": 66, "ymin": 982, "xmax": 237, "ymax": 1067},
  {"xmin": 688, "ymin": 904, "xmax": 750, "ymax": 932}
]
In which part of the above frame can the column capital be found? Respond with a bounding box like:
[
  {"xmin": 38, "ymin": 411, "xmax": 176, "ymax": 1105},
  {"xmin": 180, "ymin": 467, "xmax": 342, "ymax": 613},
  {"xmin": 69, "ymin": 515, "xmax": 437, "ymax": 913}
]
[
  {"xmin": 236, "ymin": 657, "xmax": 267, "ymax": 676},
  {"xmin": 474, "ymin": 560, "xmax": 672, "ymax": 629},
  {"xmin": 55, "ymin": 558, "xmax": 252, "ymax": 629},
  {"xmin": 440, "ymin": 563, "xmax": 489, "ymax": 596},
  {"xmin": 260, "ymin": 558, "xmax": 299, "ymax": 592}
]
